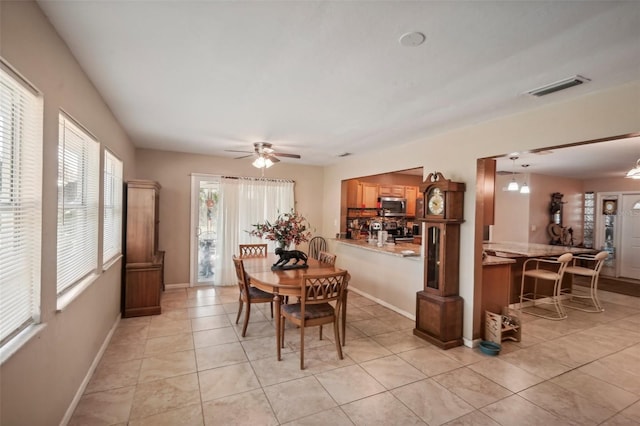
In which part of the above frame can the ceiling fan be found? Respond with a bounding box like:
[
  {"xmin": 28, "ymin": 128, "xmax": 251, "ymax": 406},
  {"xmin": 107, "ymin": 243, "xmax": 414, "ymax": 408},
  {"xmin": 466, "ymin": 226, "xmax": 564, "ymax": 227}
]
[{"xmin": 225, "ymin": 142, "xmax": 301, "ymax": 168}]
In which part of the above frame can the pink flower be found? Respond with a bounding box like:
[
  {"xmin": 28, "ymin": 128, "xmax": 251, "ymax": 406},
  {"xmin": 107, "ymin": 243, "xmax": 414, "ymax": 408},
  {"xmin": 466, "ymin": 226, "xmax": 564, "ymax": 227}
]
[{"xmin": 247, "ymin": 209, "xmax": 312, "ymax": 247}]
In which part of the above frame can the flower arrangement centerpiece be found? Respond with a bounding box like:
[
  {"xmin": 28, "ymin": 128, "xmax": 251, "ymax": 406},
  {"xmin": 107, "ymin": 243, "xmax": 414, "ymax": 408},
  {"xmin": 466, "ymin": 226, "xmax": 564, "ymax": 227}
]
[{"xmin": 247, "ymin": 209, "xmax": 312, "ymax": 249}]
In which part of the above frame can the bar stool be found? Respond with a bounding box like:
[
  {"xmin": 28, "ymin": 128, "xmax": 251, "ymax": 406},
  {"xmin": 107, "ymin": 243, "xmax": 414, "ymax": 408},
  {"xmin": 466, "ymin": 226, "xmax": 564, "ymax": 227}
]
[
  {"xmin": 519, "ymin": 253, "xmax": 573, "ymax": 320},
  {"xmin": 560, "ymin": 251, "xmax": 608, "ymax": 313}
]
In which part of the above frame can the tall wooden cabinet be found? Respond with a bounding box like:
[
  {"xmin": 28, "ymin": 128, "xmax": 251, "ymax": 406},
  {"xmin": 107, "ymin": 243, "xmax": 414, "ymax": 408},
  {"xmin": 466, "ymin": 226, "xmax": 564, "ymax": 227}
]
[{"xmin": 123, "ymin": 180, "xmax": 164, "ymax": 317}]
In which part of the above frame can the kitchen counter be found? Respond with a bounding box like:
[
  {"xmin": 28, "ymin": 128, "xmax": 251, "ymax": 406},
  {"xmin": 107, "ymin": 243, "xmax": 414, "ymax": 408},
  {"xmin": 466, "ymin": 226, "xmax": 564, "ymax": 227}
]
[
  {"xmin": 483, "ymin": 255, "xmax": 516, "ymax": 266},
  {"xmin": 334, "ymin": 238, "xmax": 421, "ymax": 258},
  {"xmin": 483, "ymin": 241, "xmax": 596, "ymax": 258}
]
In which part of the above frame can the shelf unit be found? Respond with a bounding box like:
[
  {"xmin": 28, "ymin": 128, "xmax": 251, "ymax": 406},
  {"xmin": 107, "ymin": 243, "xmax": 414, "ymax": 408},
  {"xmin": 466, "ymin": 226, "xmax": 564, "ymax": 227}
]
[{"xmin": 484, "ymin": 309, "xmax": 521, "ymax": 344}]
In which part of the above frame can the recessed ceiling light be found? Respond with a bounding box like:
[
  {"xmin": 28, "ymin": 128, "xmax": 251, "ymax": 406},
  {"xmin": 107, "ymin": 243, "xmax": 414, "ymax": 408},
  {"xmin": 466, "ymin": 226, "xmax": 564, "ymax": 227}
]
[{"xmin": 399, "ymin": 32, "xmax": 426, "ymax": 47}]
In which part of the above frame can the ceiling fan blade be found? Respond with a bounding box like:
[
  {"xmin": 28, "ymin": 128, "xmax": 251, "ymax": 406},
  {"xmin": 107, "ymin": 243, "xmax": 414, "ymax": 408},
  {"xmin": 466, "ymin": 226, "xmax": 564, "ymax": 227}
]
[
  {"xmin": 266, "ymin": 155, "xmax": 280, "ymax": 163},
  {"xmin": 233, "ymin": 154, "xmax": 254, "ymax": 159},
  {"xmin": 273, "ymin": 152, "xmax": 301, "ymax": 159}
]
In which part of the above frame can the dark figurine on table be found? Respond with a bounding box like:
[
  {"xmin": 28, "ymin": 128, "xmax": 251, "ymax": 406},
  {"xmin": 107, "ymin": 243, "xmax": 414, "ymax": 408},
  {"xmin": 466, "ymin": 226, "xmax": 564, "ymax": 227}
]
[{"xmin": 273, "ymin": 247, "xmax": 309, "ymax": 269}]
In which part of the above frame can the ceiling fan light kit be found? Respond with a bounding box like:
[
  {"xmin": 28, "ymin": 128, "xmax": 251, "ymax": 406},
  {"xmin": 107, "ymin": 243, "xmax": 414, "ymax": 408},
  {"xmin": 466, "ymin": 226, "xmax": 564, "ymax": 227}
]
[
  {"xmin": 626, "ymin": 158, "xmax": 640, "ymax": 179},
  {"xmin": 225, "ymin": 142, "xmax": 301, "ymax": 169}
]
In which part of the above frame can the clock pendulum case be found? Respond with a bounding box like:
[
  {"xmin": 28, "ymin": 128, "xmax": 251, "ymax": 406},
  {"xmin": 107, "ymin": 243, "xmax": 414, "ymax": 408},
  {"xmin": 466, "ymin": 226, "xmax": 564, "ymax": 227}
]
[{"xmin": 413, "ymin": 172, "xmax": 466, "ymax": 349}]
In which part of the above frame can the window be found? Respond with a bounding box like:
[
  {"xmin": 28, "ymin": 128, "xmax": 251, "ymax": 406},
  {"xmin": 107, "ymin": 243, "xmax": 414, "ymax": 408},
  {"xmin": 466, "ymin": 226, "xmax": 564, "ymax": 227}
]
[
  {"xmin": 0, "ymin": 65, "xmax": 43, "ymax": 346},
  {"xmin": 583, "ymin": 191, "xmax": 594, "ymax": 248},
  {"xmin": 103, "ymin": 150, "xmax": 123, "ymax": 264},
  {"xmin": 57, "ymin": 113, "xmax": 99, "ymax": 296}
]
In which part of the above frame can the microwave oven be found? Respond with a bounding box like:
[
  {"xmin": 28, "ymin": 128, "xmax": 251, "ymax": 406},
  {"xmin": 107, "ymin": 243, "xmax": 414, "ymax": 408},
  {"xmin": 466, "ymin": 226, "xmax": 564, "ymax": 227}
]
[{"xmin": 379, "ymin": 197, "xmax": 406, "ymax": 217}]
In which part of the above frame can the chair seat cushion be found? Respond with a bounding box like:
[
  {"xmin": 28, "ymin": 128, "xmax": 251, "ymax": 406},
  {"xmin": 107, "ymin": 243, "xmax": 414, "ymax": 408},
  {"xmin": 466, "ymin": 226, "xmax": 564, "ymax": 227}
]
[
  {"xmin": 248, "ymin": 286, "xmax": 273, "ymax": 299},
  {"xmin": 565, "ymin": 266, "xmax": 597, "ymax": 277},
  {"xmin": 523, "ymin": 269, "xmax": 561, "ymax": 280},
  {"xmin": 282, "ymin": 303, "xmax": 334, "ymax": 320}
]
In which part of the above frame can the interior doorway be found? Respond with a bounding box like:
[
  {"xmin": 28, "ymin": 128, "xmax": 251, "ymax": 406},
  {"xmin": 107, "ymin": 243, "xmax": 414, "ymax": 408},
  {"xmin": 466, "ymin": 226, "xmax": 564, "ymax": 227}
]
[
  {"xmin": 189, "ymin": 174, "xmax": 220, "ymax": 286},
  {"xmin": 620, "ymin": 194, "xmax": 640, "ymax": 280}
]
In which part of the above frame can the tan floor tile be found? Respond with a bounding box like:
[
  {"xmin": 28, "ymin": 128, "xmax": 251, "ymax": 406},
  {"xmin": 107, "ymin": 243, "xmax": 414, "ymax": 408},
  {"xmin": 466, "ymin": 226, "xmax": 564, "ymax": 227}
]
[
  {"xmin": 621, "ymin": 400, "xmax": 640, "ymax": 422},
  {"xmin": 360, "ymin": 354, "xmax": 426, "ymax": 389},
  {"xmin": 398, "ymin": 346, "xmax": 463, "ymax": 377},
  {"xmin": 551, "ymin": 370, "xmax": 638, "ymax": 412},
  {"xmin": 443, "ymin": 411, "xmax": 501, "ymax": 426},
  {"xmin": 235, "ymin": 317, "xmax": 279, "ymax": 339},
  {"xmin": 199, "ymin": 362, "xmax": 261, "ymax": 401},
  {"xmin": 160, "ymin": 308, "xmax": 190, "ymax": 320},
  {"xmin": 293, "ymin": 343, "xmax": 355, "ymax": 373},
  {"xmin": 195, "ymin": 341, "xmax": 247, "ymax": 371},
  {"xmin": 138, "ymin": 350, "xmax": 197, "ymax": 383},
  {"xmin": 193, "ymin": 326, "xmax": 239, "ymax": 348},
  {"xmin": 599, "ymin": 413, "xmax": 640, "ymax": 426},
  {"xmin": 392, "ymin": 378, "xmax": 474, "ymax": 425},
  {"xmin": 85, "ymin": 359, "xmax": 142, "ymax": 393},
  {"xmin": 69, "ymin": 386, "xmax": 136, "ymax": 426},
  {"xmin": 251, "ymin": 354, "xmax": 312, "ymax": 387},
  {"xmin": 144, "ymin": 332, "xmax": 194, "ymax": 356},
  {"xmin": 264, "ymin": 376, "xmax": 336, "ymax": 423},
  {"xmin": 241, "ymin": 335, "xmax": 293, "ymax": 361},
  {"xmin": 577, "ymin": 354, "xmax": 640, "ymax": 395},
  {"xmin": 148, "ymin": 317, "xmax": 192, "ymax": 338},
  {"xmin": 433, "ymin": 367, "xmax": 512, "ymax": 409},
  {"xmin": 161, "ymin": 299, "xmax": 189, "ymax": 310},
  {"xmin": 282, "ymin": 406, "xmax": 354, "ymax": 426},
  {"xmin": 186, "ymin": 296, "xmax": 219, "ymax": 307},
  {"xmin": 316, "ymin": 364, "xmax": 385, "ymax": 404},
  {"xmin": 519, "ymin": 381, "xmax": 616, "ymax": 425},
  {"xmin": 440, "ymin": 345, "xmax": 488, "ymax": 365},
  {"xmin": 499, "ymin": 346, "xmax": 573, "ymax": 379},
  {"xmin": 187, "ymin": 287, "xmax": 217, "ymax": 299},
  {"xmin": 129, "ymin": 373, "xmax": 200, "ymax": 419},
  {"xmin": 190, "ymin": 314, "xmax": 231, "ymax": 332},
  {"xmin": 128, "ymin": 403, "xmax": 203, "ymax": 426},
  {"xmin": 341, "ymin": 337, "xmax": 393, "ymax": 363},
  {"xmin": 481, "ymin": 394, "xmax": 573, "ymax": 426},
  {"xmin": 202, "ymin": 389, "xmax": 278, "ymax": 425},
  {"xmin": 371, "ymin": 330, "xmax": 428, "ymax": 353},
  {"xmin": 468, "ymin": 357, "xmax": 544, "ymax": 393},
  {"xmin": 349, "ymin": 318, "xmax": 397, "ymax": 336},
  {"xmin": 341, "ymin": 391, "xmax": 425, "ymax": 425},
  {"xmin": 345, "ymin": 305, "xmax": 376, "ymax": 322},
  {"xmin": 101, "ymin": 341, "xmax": 146, "ymax": 364},
  {"xmin": 110, "ymin": 324, "xmax": 149, "ymax": 345},
  {"xmin": 119, "ymin": 316, "xmax": 152, "ymax": 327},
  {"xmin": 188, "ymin": 304, "xmax": 227, "ymax": 318}
]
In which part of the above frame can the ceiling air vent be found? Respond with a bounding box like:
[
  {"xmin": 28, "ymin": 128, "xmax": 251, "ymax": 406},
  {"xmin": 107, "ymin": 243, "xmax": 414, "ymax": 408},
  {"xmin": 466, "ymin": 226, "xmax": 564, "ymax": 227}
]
[{"xmin": 526, "ymin": 75, "xmax": 590, "ymax": 97}]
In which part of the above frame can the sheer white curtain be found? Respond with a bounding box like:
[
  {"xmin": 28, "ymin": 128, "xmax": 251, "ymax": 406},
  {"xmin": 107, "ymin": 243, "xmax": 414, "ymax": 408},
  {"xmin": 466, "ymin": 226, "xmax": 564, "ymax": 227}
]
[{"xmin": 214, "ymin": 178, "xmax": 294, "ymax": 286}]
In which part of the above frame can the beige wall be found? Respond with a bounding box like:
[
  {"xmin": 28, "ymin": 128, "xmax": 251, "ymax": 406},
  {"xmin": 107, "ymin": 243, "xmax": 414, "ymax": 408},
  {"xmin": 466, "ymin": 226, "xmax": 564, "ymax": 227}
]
[
  {"xmin": 1, "ymin": 2, "xmax": 137, "ymax": 425},
  {"xmin": 584, "ymin": 176, "xmax": 640, "ymax": 193},
  {"xmin": 134, "ymin": 148, "xmax": 325, "ymax": 285},
  {"xmin": 491, "ymin": 174, "xmax": 530, "ymax": 243},
  {"xmin": 322, "ymin": 81, "xmax": 640, "ymax": 342}
]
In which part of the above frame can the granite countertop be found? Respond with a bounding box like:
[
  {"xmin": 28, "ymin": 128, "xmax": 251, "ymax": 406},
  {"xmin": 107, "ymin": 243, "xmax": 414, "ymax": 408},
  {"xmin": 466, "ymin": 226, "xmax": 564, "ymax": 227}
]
[
  {"xmin": 483, "ymin": 241, "xmax": 596, "ymax": 258},
  {"xmin": 335, "ymin": 239, "xmax": 421, "ymax": 258},
  {"xmin": 483, "ymin": 255, "xmax": 516, "ymax": 266}
]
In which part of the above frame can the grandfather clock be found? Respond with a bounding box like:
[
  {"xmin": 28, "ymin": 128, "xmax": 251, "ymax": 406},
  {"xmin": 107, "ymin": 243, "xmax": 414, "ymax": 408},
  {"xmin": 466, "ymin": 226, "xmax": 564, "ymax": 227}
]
[{"xmin": 414, "ymin": 172, "xmax": 465, "ymax": 349}]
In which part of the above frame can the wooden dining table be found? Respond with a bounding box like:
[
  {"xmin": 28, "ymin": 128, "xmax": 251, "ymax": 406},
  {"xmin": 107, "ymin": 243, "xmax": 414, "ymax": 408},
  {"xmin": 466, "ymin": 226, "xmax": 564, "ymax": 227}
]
[{"xmin": 240, "ymin": 253, "xmax": 348, "ymax": 361}]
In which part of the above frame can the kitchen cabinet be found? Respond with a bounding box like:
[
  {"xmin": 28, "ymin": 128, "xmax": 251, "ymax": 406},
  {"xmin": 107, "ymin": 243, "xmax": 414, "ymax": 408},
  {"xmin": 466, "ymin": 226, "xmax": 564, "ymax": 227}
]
[
  {"xmin": 123, "ymin": 180, "xmax": 164, "ymax": 317},
  {"xmin": 379, "ymin": 185, "xmax": 405, "ymax": 197},
  {"xmin": 361, "ymin": 183, "xmax": 379, "ymax": 208},
  {"xmin": 405, "ymin": 186, "xmax": 417, "ymax": 216}
]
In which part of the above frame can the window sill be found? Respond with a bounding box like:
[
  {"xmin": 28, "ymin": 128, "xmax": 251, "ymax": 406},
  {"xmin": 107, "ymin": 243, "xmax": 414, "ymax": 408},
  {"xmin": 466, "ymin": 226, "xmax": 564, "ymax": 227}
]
[
  {"xmin": 0, "ymin": 323, "xmax": 47, "ymax": 365},
  {"xmin": 103, "ymin": 254, "xmax": 123, "ymax": 271},
  {"xmin": 57, "ymin": 273, "xmax": 100, "ymax": 312}
]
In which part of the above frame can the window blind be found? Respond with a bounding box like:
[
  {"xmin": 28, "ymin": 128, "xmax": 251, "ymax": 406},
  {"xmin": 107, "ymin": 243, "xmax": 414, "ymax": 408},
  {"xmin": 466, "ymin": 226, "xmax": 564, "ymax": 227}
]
[
  {"xmin": 57, "ymin": 114, "xmax": 99, "ymax": 295},
  {"xmin": 0, "ymin": 65, "xmax": 43, "ymax": 346},
  {"xmin": 103, "ymin": 150, "xmax": 123, "ymax": 264}
]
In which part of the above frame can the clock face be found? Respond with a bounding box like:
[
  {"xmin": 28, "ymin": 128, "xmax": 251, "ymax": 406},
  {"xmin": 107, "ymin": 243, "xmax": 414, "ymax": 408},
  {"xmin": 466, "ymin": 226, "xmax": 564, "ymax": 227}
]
[
  {"xmin": 604, "ymin": 201, "xmax": 616, "ymax": 215},
  {"xmin": 428, "ymin": 188, "xmax": 444, "ymax": 215}
]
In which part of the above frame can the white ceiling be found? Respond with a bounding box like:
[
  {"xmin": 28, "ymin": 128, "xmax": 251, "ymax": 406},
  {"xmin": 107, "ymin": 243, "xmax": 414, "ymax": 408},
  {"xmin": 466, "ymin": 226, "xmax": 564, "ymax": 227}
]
[{"xmin": 37, "ymin": 1, "xmax": 640, "ymax": 175}]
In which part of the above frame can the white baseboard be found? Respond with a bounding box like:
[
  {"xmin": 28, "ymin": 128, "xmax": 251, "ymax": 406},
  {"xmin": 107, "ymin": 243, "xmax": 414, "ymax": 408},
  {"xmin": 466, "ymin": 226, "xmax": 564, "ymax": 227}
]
[
  {"xmin": 60, "ymin": 314, "xmax": 120, "ymax": 426},
  {"xmin": 165, "ymin": 282, "xmax": 189, "ymax": 290},
  {"xmin": 348, "ymin": 287, "xmax": 415, "ymax": 321}
]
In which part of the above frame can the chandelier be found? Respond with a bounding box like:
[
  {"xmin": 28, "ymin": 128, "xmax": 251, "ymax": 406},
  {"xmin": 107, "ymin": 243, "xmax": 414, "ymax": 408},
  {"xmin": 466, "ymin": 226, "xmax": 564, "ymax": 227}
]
[{"xmin": 626, "ymin": 158, "xmax": 640, "ymax": 179}]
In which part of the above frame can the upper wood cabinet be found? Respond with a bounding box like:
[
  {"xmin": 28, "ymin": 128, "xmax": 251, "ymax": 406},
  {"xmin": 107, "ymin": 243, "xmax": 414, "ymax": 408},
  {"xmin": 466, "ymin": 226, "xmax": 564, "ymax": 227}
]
[
  {"xmin": 361, "ymin": 183, "xmax": 379, "ymax": 208},
  {"xmin": 347, "ymin": 180, "xmax": 379, "ymax": 209},
  {"xmin": 126, "ymin": 180, "xmax": 161, "ymax": 264},
  {"xmin": 379, "ymin": 185, "xmax": 405, "ymax": 198},
  {"xmin": 405, "ymin": 186, "xmax": 418, "ymax": 216}
]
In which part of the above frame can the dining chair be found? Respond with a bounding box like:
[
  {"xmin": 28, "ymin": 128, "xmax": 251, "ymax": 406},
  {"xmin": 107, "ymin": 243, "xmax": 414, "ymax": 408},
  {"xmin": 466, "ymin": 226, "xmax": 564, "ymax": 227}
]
[
  {"xmin": 519, "ymin": 253, "xmax": 573, "ymax": 320},
  {"xmin": 239, "ymin": 243, "xmax": 268, "ymax": 257},
  {"xmin": 318, "ymin": 251, "xmax": 337, "ymax": 265},
  {"xmin": 308, "ymin": 236, "xmax": 327, "ymax": 260},
  {"xmin": 560, "ymin": 251, "xmax": 608, "ymax": 312},
  {"xmin": 232, "ymin": 256, "xmax": 274, "ymax": 337},
  {"xmin": 280, "ymin": 270, "xmax": 349, "ymax": 369}
]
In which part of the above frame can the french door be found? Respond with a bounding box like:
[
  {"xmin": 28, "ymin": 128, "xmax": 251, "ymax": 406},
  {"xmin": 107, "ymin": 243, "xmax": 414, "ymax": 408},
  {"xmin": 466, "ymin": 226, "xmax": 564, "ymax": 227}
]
[{"xmin": 189, "ymin": 174, "xmax": 220, "ymax": 285}]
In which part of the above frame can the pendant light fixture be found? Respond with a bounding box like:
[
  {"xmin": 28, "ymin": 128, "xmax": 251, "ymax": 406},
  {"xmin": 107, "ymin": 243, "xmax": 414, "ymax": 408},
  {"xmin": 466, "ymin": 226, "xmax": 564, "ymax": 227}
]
[
  {"xmin": 507, "ymin": 156, "xmax": 519, "ymax": 191},
  {"xmin": 626, "ymin": 158, "xmax": 640, "ymax": 179},
  {"xmin": 520, "ymin": 164, "xmax": 530, "ymax": 194}
]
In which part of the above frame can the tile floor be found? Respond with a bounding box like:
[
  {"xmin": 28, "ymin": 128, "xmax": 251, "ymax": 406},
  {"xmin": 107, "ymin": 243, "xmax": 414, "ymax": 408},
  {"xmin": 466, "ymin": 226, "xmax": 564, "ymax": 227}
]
[{"xmin": 69, "ymin": 286, "xmax": 640, "ymax": 425}]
